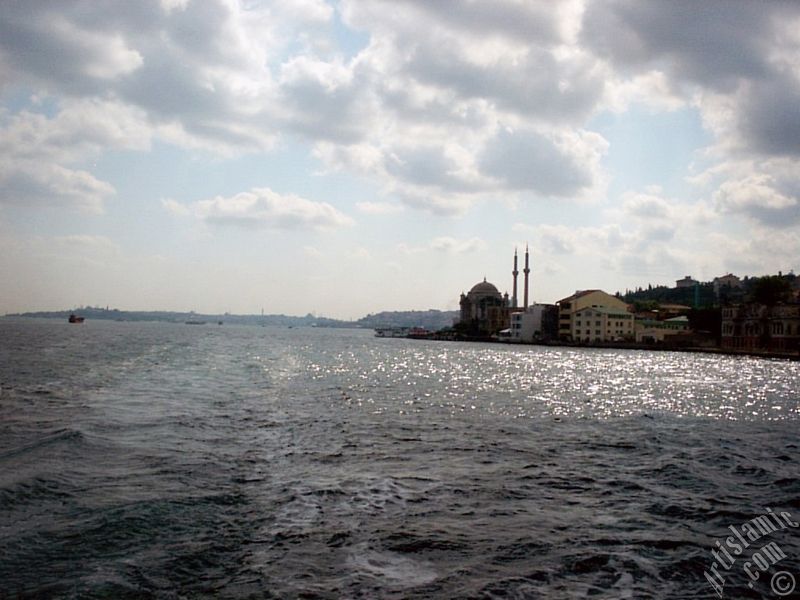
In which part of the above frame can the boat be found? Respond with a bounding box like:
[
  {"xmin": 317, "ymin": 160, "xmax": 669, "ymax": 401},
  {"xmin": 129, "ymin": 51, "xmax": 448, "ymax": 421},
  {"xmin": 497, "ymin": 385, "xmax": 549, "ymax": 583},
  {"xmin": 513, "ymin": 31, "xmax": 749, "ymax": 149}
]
[
  {"xmin": 185, "ymin": 320, "xmax": 206, "ymax": 325},
  {"xmin": 374, "ymin": 327, "xmax": 410, "ymax": 338},
  {"xmin": 407, "ymin": 327, "xmax": 432, "ymax": 339},
  {"xmin": 68, "ymin": 314, "xmax": 85, "ymax": 323}
]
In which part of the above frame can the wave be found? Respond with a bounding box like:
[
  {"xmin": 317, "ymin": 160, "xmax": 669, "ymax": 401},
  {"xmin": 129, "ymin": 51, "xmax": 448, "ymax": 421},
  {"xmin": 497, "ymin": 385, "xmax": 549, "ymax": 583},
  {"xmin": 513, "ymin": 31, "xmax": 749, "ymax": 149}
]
[{"xmin": 0, "ymin": 428, "xmax": 85, "ymax": 461}]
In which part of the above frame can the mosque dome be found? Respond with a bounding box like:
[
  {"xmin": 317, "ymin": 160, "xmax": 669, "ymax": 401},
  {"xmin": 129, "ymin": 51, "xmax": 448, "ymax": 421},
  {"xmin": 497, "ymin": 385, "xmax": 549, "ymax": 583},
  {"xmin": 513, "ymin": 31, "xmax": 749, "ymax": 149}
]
[{"xmin": 468, "ymin": 278, "xmax": 502, "ymax": 298}]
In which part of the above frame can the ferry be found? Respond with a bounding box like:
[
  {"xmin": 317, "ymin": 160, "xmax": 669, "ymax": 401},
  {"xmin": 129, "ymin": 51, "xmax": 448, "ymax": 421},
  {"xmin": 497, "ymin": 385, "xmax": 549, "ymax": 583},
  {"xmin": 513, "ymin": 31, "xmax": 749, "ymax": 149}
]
[
  {"xmin": 374, "ymin": 327, "xmax": 410, "ymax": 338},
  {"xmin": 374, "ymin": 327, "xmax": 432, "ymax": 339},
  {"xmin": 68, "ymin": 314, "xmax": 85, "ymax": 323}
]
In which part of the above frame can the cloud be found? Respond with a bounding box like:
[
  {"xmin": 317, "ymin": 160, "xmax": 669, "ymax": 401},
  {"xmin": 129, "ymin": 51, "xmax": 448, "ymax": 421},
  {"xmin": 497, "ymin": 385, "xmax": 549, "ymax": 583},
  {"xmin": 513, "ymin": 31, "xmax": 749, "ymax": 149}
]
[
  {"xmin": 478, "ymin": 127, "xmax": 606, "ymax": 197},
  {"xmin": 3, "ymin": 0, "xmax": 799, "ymax": 233},
  {"xmin": 277, "ymin": 55, "xmax": 377, "ymax": 143},
  {"xmin": 356, "ymin": 201, "xmax": 403, "ymax": 215},
  {"xmin": 347, "ymin": 246, "xmax": 372, "ymax": 260},
  {"xmin": 581, "ymin": 0, "xmax": 780, "ymax": 91},
  {"xmin": 0, "ymin": 0, "xmax": 614, "ymax": 217},
  {"xmin": 518, "ymin": 223, "xmax": 629, "ymax": 256},
  {"xmin": 305, "ymin": 0, "xmax": 613, "ymax": 213},
  {"xmin": 161, "ymin": 198, "xmax": 190, "ymax": 217},
  {"xmin": 0, "ymin": 99, "xmax": 151, "ymax": 163},
  {"xmin": 0, "ymin": 4, "xmax": 144, "ymax": 92},
  {"xmin": 0, "ymin": 0, "xmax": 280, "ymax": 153},
  {"xmin": 168, "ymin": 187, "xmax": 355, "ymax": 231},
  {"xmin": 398, "ymin": 236, "xmax": 487, "ymax": 255},
  {"xmin": 580, "ymin": 0, "xmax": 800, "ymax": 238},
  {"xmin": 737, "ymin": 76, "xmax": 800, "ymax": 158},
  {"xmin": 713, "ymin": 174, "xmax": 800, "ymax": 227},
  {"xmin": 430, "ymin": 236, "xmax": 487, "ymax": 254},
  {"xmin": 0, "ymin": 99, "xmax": 150, "ymax": 211},
  {"xmin": 0, "ymin": 162, "xmax": 113, "ymax": 213},
  {"xmin": 621, "ymin": 190, "xmax": 671, "ymax": 220}
]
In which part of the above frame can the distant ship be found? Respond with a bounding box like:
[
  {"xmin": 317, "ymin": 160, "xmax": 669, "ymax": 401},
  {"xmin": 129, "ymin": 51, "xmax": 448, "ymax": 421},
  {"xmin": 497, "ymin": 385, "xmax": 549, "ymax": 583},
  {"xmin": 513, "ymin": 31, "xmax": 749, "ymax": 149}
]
[
  {"xmin": 374, "ymin": 327, "xmax": 410, "ymax": 338},
  {"xmin": 68, "ymin": 314, "xmax": 85, "ymax": 323},
  {"xmin": 185, "ymin": 320, "xmax": 206, "ymax": 325},
  {"xmin": 374, "ymin": 326, "xmax": 431, "ymax": 339}
]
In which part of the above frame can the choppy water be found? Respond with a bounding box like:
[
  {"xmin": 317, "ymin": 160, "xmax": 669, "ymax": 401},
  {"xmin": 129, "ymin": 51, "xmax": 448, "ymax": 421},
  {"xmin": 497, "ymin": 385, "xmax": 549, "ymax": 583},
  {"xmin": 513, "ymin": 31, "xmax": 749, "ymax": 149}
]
[{"xmin": 1, "ymin": 319, "xmax": 798, "ymax": 599}]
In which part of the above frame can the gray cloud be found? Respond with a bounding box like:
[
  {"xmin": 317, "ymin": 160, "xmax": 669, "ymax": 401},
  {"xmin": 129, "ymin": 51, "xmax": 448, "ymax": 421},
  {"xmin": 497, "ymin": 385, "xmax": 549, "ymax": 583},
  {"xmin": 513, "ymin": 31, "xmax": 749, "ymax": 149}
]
[
  {"xmin": 0, "ymin": 0, "xmax": 277, "ymax": 152},
  {"xmin": 0, "ymin": 2, "xmax": 145, "ymax": 94},
  {"xmin": 406, "ymin": 42, "xmax": 602, "ymax": 123},
  {"xmin": 277, "ymin": 57, "xmax": 376, "ymax": 144},
  {"xmin": 714, "ymin": 174, "xmax": 800, "ymax": 227},
  {"xmin": 581, "ymin": 0, "xmax": 788, "ymax": 91},
  {"xmin": 738, "ymin": 76, "xmax": 800, "ymax": 158},
  {"xmin": 478, "ymin": 128, "xmax": 594, "ymax": 196},
  {"xmin": 360, "ymin": 0, "xmax": 567, "ymax": 46}
]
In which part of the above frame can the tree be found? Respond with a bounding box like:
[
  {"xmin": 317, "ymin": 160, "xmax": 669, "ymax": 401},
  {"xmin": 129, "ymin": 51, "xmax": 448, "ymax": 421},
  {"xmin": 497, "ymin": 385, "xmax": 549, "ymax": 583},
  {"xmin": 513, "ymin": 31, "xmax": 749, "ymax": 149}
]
[{"xmin": 749, "ymin": 276, "xmax": 792, "ymax": 306}]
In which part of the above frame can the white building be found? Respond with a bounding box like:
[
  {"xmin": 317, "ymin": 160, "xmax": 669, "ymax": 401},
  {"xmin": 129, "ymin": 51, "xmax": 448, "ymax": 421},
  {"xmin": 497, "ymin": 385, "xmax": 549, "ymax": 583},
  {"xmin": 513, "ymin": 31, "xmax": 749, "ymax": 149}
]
[
  {"xmin": 509, "ymin": 304, "xmax": 556, "ymax": 342},
  {"xmin": 557, "ymin": 290, "xmax": 631, "ymax": 341},
  {"xmin": 571, "ymin": 306, "xmax": 634, "ymax": 342}
]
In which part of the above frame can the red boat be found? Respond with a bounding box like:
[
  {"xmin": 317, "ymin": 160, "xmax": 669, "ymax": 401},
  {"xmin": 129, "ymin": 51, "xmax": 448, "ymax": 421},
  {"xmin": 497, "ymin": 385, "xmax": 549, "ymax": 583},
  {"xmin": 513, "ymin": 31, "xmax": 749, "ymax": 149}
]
[{"xmin": 68, "ymin": 314, "xmax": 85, "ymax": 323}]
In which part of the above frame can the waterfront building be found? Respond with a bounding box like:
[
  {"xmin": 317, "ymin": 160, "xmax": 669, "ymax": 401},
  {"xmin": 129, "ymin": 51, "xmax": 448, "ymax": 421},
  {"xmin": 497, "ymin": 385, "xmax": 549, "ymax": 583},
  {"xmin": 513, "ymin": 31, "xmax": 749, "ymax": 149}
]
[
  {"xmin": 509, "ymin": 304, "xmax": 558, "ymax": 343},
  {"xmin": 458, "ymin": 279, "xmax": 510, "ymax": 336},
  {"xmin": 556, "ymin": 290, "xmax": 632, "ymax": 341},
  {"xmin": 721, "ymin": 303, "xmax": 800, "ymax": 353},
  {"xmin": 570, "ymin": 306, "xmax": 634, "ymax": 343},
  {"xmin": 458, "ymin": 247, "xmax": 533, "ymax": 337},
  {"xmin": 635, "ymin": 315, "xmax": 689, "ymax": 343}
]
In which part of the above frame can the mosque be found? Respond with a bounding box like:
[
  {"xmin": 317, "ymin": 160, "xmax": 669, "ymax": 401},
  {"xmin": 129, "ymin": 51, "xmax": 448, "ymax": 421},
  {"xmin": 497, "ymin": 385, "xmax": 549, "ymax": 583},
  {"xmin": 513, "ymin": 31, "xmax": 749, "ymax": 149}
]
[{"xmin": 458, "ymin": 247, "xmax": 531, "ymax": 336}]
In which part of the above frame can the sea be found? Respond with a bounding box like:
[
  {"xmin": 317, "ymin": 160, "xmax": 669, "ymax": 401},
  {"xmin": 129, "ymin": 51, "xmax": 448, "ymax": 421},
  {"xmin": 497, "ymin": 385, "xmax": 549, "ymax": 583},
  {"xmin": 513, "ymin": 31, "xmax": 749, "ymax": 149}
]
[{"xmin": 1, "ymin": 318, "xmax": 798, "ymax": 599}]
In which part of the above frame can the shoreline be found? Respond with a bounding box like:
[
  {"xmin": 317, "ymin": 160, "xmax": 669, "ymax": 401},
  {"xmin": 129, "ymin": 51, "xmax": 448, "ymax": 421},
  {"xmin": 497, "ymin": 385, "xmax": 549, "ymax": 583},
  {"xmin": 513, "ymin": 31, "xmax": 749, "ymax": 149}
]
[{"xmin": 410, "ymin": 334, "xmax": 800, "ymax": 361}]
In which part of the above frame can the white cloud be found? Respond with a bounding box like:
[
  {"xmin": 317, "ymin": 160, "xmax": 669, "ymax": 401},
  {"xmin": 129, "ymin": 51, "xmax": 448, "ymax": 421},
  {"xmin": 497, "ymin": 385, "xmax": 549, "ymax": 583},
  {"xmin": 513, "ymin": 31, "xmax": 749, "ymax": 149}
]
[
  {"xmin": 516, "ymin": 223, "xmax": 631, "ymax": 256},
  {"xmin": 399, "ymin": 236, "xmax": 487, "ymax": 255},
  {"xmin": 430, "ymin": 236, "xmax": 487, "ymax": 254},
  {"xmin": 0, "ymin": 99, "xmax": 152, "ymax": 211},
  {"xmin": 0, "ymin": 162, "xmax": 113, "ymax": 213},
  {"xmin": 161, "ymin": 198, "xmax": 190, "ymax": 217},
  {"xmin": 347, "ymin": 246, "xmax": 372, "ymax": 260},
  {"xmin": 713, "ymin": 174, "xmax": 799, "ymax": 227},
  {"xmin": 169, "ymin": 187, "xmax": 355, "ymax": 231},
  {"xmin": 601, "ymin": 70, "xmax": 685, "ymax": 113}
]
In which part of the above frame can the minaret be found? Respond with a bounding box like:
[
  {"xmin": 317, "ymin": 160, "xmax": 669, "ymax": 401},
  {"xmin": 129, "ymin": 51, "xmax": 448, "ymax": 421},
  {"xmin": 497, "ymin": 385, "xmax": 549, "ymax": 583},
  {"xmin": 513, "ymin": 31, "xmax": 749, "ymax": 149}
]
[
  {"xmin": 512, "ymin": 248, "xmax": 519, "ymax": 308},
  {"xmin": 523, "ymin": 244, "xmax": 530, "ymax": 309}
]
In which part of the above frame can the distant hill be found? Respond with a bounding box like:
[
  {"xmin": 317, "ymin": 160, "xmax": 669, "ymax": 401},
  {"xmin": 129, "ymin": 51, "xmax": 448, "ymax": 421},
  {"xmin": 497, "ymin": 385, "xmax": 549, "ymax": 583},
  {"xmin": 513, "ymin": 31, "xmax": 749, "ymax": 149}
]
[
  {"xmin": 4, "ymin": 307, "xmax": 349, "ymax": 328},
  {"xmin": 355, "ymin": 309, "xmax": 458, "ymax": 330},
  {"xmin": 4, "ymin": 306, "xmax": 459, "ymax": 330}
]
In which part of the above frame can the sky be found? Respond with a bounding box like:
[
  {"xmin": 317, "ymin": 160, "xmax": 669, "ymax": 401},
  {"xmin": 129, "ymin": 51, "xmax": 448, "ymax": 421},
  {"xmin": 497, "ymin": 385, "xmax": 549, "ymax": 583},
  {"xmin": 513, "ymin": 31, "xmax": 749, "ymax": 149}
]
[{"xmin": 1, "ymin": 0, "xmax": 799, "ymax": 319}]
